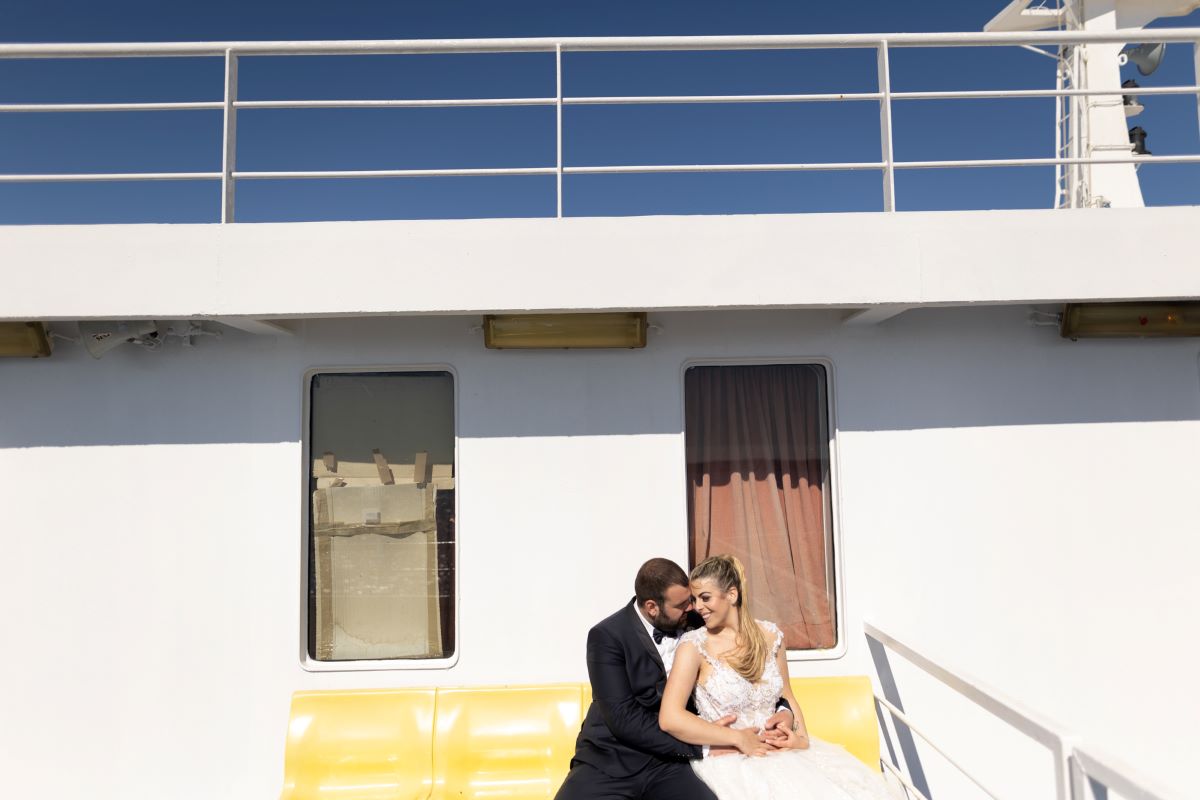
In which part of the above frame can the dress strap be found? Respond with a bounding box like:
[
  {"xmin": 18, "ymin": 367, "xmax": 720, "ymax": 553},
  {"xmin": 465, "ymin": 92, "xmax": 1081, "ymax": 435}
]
[
  {"xmin": 760, "ymin": 620, "xmax": 784, "ymax": 656},
  {"xmin": 683, "ymin": 628, "xmax": 722, "ymax": 669}
]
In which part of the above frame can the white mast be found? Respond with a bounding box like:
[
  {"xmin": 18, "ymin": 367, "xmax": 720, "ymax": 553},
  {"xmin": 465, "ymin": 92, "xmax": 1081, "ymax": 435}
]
[{"xmin": 987, "ymin": 0, "xmax": 1200, "ymax": 208}]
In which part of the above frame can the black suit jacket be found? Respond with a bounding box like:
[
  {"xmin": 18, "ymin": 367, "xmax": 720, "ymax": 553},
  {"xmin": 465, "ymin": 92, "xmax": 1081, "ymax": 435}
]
[{"xmin": 570, "ymin": 599, "xmax": 701, "ymax": 777}]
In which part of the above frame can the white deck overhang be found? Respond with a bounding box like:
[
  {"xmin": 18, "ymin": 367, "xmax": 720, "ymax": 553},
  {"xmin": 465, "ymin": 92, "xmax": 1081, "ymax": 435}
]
[{"xmin": 2, "ymin": 206, "xmax": 1198, "ymax": 322}]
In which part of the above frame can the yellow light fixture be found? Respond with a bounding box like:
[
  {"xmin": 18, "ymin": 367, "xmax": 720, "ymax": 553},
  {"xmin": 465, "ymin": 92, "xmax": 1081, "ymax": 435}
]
[
  {"xmin": 0, "ymin": 322, "xmax": 52, "ymax": 358},
  {"xmin": 1060, "ymin": 302, "xmax": 1200, "ymax": 339},
  {"xmin": 483, "ymin": 312, "xmax": 648, "ymax": 349}
]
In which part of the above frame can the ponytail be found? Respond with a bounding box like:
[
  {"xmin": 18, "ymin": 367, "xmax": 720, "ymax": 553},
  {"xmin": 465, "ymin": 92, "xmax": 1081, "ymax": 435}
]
[{"xmin": 690, "ymin": 554, "xmax": 770, "ymax": 683}]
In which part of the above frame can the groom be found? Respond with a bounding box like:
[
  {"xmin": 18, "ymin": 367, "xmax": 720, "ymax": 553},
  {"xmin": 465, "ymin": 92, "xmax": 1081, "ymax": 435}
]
[{"xmin": 554, "ymin": 557, "xmax": 793, "ymax": 800}]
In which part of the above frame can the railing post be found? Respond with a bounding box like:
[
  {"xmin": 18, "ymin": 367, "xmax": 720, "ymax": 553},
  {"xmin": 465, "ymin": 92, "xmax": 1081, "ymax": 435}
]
[
  {"xmin": 1055, "ymin": 740, "xmax": 1076, "ymax": 800},
  {"xmin": 1193, "ymin": 42, "xmax": 1200, "ymax": 143},
  {"xmin": 555, "ymin": 43, "xmax": 563, "ymax": 219},
  {"xmin": 221, "ymin": 49, "xmax": 238, "ymax": 223},
  {"xmin": 1068, "ymin": 750, "xmax": 1088, "ymax": 800},
  {"xmin": 877, "ymin": 41, "xmax": 896, "ymax": 211}
]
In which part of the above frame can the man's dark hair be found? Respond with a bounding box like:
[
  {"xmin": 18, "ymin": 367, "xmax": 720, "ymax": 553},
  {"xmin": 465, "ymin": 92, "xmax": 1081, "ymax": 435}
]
[{"xmin": 634, "ymin": 558, "xmax": 689, "ymax": 607}]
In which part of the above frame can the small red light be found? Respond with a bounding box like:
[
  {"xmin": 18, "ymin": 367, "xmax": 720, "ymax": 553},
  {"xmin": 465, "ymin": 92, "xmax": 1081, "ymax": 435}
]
[{"xmin": 1139, "ymin": 316, "xmax": 1149, "ymax": 326}]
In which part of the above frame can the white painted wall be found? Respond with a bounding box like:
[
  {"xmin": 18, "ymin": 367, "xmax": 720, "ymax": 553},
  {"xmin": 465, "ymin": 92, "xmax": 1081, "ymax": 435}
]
[
  {"xmin": 1, "ymin": 306, "xmax": 1197, "ymax": 799},
  {"xmin": 3, "ymin": 207, "xmax": 1200, "ymax": 322}
]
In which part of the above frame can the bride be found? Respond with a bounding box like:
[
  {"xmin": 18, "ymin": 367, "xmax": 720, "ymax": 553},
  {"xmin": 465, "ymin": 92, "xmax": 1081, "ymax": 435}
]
[{"xmin": 659, "ymin": 554, "xmax": 897, "ymax": 800}]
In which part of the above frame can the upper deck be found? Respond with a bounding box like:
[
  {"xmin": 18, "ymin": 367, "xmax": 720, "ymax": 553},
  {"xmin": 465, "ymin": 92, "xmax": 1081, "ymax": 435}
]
[
  {"xmin": 3, "ymin": 26, "xmax": 1200, "ymax": 321},
  {"xmin": 4, "ymin": 207, "xmax": 1200, "ymax": 323}
]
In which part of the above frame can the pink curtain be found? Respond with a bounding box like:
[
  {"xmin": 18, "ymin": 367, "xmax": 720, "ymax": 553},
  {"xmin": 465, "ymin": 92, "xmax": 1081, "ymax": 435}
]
[{"xmin": 686, "ymin": 364, "xmax": 836, "ymax": 650}]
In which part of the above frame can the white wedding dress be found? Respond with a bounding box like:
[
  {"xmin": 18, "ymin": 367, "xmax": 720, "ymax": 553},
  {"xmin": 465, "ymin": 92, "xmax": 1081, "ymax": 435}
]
[{"xmin": 681, "ymin": 621, "xmax": 898, "ymax": 800}]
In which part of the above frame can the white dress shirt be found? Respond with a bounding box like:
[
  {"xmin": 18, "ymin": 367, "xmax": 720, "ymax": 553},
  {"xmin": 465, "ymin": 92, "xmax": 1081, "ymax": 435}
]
[{"xmin": 636, "ymin": 606, "xmax": 680, "ymax": 674}]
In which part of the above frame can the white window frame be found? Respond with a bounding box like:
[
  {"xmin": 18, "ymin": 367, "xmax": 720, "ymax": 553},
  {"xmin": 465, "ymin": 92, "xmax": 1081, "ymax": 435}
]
[
  {"xmin": 680, "ymin": 356, "xmax": 846, "ymax": 662},
  {"xmin": 299, "ymin": 364, "xmax": 460, "ymax": 672}
]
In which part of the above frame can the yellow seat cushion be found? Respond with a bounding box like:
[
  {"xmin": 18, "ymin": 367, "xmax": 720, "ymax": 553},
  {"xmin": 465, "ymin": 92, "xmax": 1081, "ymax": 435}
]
[
  {"xmin": 278, "ymin": 678, "xmax": 879, "ymax": 798},
  {"xmin": 791, "ymin": 676, "xmax": 879, "ymax": 769},
  {"xmin": 431, "ymin": 684, "xmax": 584, "ymax": 800},
  {"xmin": 279, "ymin": 688, "xmax": 435, "ymax": 800}
]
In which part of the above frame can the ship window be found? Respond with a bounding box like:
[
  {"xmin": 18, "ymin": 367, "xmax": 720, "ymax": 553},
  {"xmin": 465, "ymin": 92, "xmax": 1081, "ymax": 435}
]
[
  {"xmin": 685, "ymin": 363, "xmax": 837, "ymax": 652},
  {"xmin": 305, "ymin": 370, "xmax": 456, "ymax": 663}
]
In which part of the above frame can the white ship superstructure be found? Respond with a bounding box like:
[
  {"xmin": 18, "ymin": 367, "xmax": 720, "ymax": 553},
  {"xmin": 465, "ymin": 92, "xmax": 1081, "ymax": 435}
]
[{"xmin": 2, "ymin": 2, "xmax": 1199, "ymax": 799}]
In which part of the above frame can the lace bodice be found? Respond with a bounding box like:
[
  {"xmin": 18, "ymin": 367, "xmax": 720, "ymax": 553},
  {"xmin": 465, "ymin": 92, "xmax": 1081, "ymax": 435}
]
[{"xmin": 680, "ymin": 620, "xmax": 785, "ymax": 731}]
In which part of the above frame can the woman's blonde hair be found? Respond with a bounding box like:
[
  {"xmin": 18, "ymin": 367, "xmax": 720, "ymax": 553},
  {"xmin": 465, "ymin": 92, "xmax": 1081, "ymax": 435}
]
[{"xmin": 690, "ymin": 554, "xmax": 769, "ymax": 683}]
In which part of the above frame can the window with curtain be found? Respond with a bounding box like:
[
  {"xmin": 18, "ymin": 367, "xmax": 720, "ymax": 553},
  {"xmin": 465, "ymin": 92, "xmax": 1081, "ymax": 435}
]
[
  {"xmin": 306, "ymin": 370, "xmax": 455, "ymax": 662},
  {"xmin": 685, "ymin": 363, "xmax": 837, "ymax": 651}
]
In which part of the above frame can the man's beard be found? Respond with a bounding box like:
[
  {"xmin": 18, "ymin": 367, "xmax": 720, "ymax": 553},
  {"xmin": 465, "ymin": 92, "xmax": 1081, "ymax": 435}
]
[{"xmin": 651, "ymin": 610, "xmax": 693, "ymax": 634}]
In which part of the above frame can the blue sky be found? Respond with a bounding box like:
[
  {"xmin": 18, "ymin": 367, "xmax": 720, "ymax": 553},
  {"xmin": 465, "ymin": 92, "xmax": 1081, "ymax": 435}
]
[{"xmin": 2, "ymin": 0, "xmax": 1198, "ymax": 223}]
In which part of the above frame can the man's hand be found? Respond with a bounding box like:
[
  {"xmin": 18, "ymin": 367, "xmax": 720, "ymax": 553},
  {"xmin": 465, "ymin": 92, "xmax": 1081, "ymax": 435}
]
[
  {"xmin": 762, "ymin": 724, "xmax": 809, "ymax": 751},
  {"xmin": 731, "ymin": 727, "xmax": 772, "ymax": 757},
  {"xmin": 763, "ymin": 708, "xmax": 793, "ymax": 734},
  {"xmin": 707, "ymin": 714, "xmax": 739, "ymax": 757}
]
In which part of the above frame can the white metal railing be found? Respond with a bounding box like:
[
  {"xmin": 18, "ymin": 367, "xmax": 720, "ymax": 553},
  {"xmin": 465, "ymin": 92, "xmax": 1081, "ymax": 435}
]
[
  {"xmin": 2, "ymin": 29, "xmax": 1200, "ymax": 221},
  {"xmin": 1070, "ymin": 745, "xmax": 1181, "ymax": 800},
  {"xmin": 864, "ymin": 622, "xmax": 1177, "ymax": 800}
]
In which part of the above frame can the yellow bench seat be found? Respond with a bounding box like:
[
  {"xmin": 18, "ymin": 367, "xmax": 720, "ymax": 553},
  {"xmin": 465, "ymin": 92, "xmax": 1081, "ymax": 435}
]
[
  {"xmin": 280, "ymin": 677, "xmax": 879, "ymax": 800},
  {"xmin": 279, "ymin": 688, "xmax": 436, "ymax": 800}
]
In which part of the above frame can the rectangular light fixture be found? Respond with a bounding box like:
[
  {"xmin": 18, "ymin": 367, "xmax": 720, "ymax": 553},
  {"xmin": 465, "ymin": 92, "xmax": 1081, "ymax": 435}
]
[
  {"xmin": 483, "ymin": 312, "xmax": 648, "ymax": 349},
  {"xmin": 1060, "ymin": 302, "xmax": 1200, "ymax": 339},
  {"xmin": 0, "ymin": 322, "xmax": 52, "ymax": 358}
]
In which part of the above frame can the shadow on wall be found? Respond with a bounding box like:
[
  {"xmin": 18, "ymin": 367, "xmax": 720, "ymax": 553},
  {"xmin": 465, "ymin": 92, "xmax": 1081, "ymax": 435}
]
[
  {"xmin": 868, "ymin": 635, "xmax": 932, "ymax": 799},
  {"xmin": 0, "ymin": 307, "xmax": 1197, "ymax": 448}
]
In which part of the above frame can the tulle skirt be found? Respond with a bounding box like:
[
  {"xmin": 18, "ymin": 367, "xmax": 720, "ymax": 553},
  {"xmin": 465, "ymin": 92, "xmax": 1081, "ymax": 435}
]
[{"xmin": 692, "ymin": 737, "xmax": 899, "ymax": 800}]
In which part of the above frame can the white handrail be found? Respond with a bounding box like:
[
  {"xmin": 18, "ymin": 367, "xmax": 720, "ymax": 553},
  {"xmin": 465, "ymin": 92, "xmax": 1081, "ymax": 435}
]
[
  {"xmin": 863, "ymin": 621, "xmax": 1180, "ymax": 800},
  {"xmin": 2, "ymin": 28, "xmax": 1199, "ymax": 220},
  {"xmin": 866, "ymin": 621, "xmax": 1139, "ymax": 748},
  {"xmin": 562, "ymin": 162, "xmax": 885, "ymax": 174},
  {"xmin": 232, "ymin": 167, "xmax": 558, "ymax": 179},
  {"xmin": 880, "ymin": 758, "xmax": 933, "ymax": 800},
  {"xmin": 564, "ymin": 92, "xmax": 883, "ymax": 104},
  {"xmin": 234, "ymin": 97, "xmax": 558, "ymax": 109},
  {"xmin": 873, "ymin": 693, "xmax": 1003, "ymax": 800},
  {"xmin": 3, "ymin": 28, "xmax": 1200, "ymax": 58},
  {"xmin": 1071, "ymin": 746, "xmax": 1176, "ymax": 800},
  {"xmin": 0, "ymin": 172, "xmax": 221, "ymax": 182},
  {"xmin": 2, "ymin": 85, "xmax": 1197, "ymax": 113},
  {"xmin": 0, "ymin": 101, "xmax": 224, "ymax": 112},
  {"xmin": 6, "ymin": 152, "xmax": 1188, "ymax": 185}
]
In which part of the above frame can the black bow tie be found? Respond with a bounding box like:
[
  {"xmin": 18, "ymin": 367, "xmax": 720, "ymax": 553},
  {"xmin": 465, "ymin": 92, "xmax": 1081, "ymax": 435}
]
[{"xmin": 652, "ymin": 628, "xmax": 680, "ymax": 645}]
